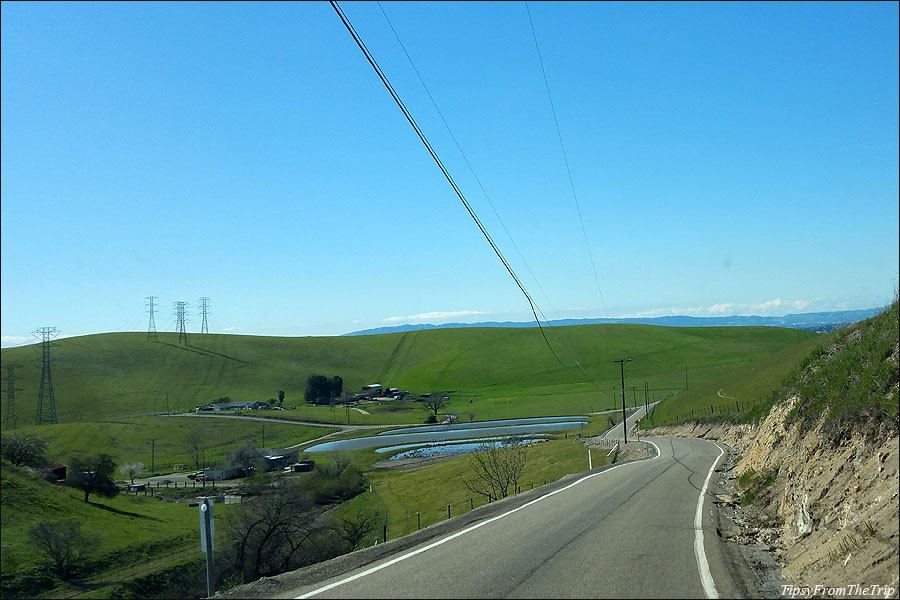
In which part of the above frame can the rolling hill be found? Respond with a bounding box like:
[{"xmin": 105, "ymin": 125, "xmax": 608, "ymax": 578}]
[{"xmin": 0, "ymin": 324, "xmax": 818, "ymax": 427}]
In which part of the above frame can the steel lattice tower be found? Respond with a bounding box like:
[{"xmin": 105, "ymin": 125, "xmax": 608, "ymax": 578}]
[
  {"xmin": 175, "ymin": 301, "xmax": 189, "ymax": 346},
  {"xmin": 198, "ymin": 297, "xmax": 210, "ymax": 334},
  {"xmin": 146, "ymin": 295, "xmax": 159, "ymax": 342},
  {"xmin": 34, "ymin": 327, "xmax": 59, "ymax": 426},
  {"xmin": 2, "ymin": 363, "xmax": 23, "ymax": 430}
]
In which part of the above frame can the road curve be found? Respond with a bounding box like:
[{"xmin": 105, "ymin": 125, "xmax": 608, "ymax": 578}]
[{"xmin": 225, "ymin": 436, "xmax": 753, "ymax": 599}]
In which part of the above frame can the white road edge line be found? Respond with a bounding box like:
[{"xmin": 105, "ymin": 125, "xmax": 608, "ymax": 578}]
[
  {"xmin": 694, "ymin": 441, "xmax": 724, "ymax": 599},
  {"xmin": 297, "ymin": 440, "xmax": 663, "ymax": 599}
]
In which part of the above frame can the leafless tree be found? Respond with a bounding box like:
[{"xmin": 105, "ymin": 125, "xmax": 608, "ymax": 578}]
[
  {"xmin": 225, "ymin": 481, "xmax": 319, "ymax": 580},
  {"xmin": 229, "ymin": 446, "xmax": 261, "ymax": 473},
  {"xmin": 422, "ymin": 392, "xmax": 449, "ymax": 417},
  {"xmin": 186, "ymin": 429, "xmax": 205, "ymax": 470},
  {"xmin": 29, "ymin": 520, "xmax": 99, "ymax": 579},
  {"xmin": 463, "ymin": 437, "xmax": 528, "ymax": 502},
  {"xmin": 335, "ymin": 509, "xmax": 379, "ymax": 551}
]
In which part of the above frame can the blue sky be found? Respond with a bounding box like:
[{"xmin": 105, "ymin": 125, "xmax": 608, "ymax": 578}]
[{"xmin": 2, "ymin": 1, "xmax": 898, "ymax": 347}]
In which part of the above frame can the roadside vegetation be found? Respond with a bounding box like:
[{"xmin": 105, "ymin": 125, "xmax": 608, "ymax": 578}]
[
  {"xmin": 785, "ymin": 300, "xmax": 899, "ymax": 443},
  {"xmin": 640, "ymin": 301, "xmax": 899, "ymax": 441}
]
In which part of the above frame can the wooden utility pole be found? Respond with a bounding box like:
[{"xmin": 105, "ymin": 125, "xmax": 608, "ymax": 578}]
[{"xmin": 613, "ymin": 359, "xmax": 631, "ymax": 443}]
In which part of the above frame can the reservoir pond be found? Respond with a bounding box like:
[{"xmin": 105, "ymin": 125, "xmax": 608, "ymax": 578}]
[{"xmin": 304, "ymin": 417, "xmax": 588, "ymax": 453}]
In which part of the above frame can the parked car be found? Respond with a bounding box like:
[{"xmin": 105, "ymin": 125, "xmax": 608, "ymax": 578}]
[{"xmin": 187, "ymin": 471, "xmax": 205, "ymax": 481}]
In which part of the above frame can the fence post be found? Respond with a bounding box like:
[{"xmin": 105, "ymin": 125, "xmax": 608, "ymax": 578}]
[
  {"xmin": 416, "ymin": 512, "xmax": 421, "ymax": 530},
  {"xmin": 448, "ymin": 505, "xmax": 451, "ymax": 520},
  {"xmin": 470, "ymin": 498, "xmax": 474, "ymax": 511},
  {"xmin": 383, "ymin": 524, "xmax": 387, "ymax": 543}
]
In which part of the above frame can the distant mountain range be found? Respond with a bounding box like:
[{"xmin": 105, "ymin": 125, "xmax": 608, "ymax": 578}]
[{"xmin": 344, "ymin": 308, "xmax": 883, "ymax": 336}]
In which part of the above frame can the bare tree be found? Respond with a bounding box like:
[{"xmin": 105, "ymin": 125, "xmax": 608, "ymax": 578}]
[
  {"xmin": 225, "ymin": 481, "xmax": 319, "ymax": 580},
  {"xmin": 335, "ymin": 509, "xmax": 379, "ymax": 552},
  {"xmin": 463, "ymin": 437, "xmax": 528, "ymax": 502},
  {"xmin": 186, "ymin": 429, "xmax": 205, "ymax": 470},
  {"xmin": 28, "ymin": 520, "xmax": 99, "ymax": 579},
  {"xmin": 229, "ymin": 446, "xmax": 261, "ymax": 474},
  {"xmin": 422, "ymin": 392, "xmax": 449, "ymax": 417},
  {"xmin": 119, "ymin": 461, "xmax": 144, "ymax": 485}
]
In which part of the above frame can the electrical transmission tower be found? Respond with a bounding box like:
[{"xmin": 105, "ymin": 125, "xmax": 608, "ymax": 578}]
[
  {"xmin": 2, "ymin": 363, "xmax": 23, "ymax": 430},
  {"xmin": 146, "ymin": 295, "xmax": 159, "ymax": 342},
  {"xmin": 175, "ymin": 301, "xmax": 189, "ymax": 346},
  {"xmin": 34, "ymin": 327, "xmax": 59, "ymax": 426},
  {"xmin": 198, "ymin": 297, "xmax": 210, "ymax": 334}
]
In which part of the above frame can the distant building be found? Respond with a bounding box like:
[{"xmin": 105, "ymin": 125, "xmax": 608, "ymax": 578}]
[
  {"xmin": 205, "ymin": 464, "xmax": 244, "ymax": 481},
  {"xmin": 359, "ymin": 384, "xmax": 383, "ymax": 399}
]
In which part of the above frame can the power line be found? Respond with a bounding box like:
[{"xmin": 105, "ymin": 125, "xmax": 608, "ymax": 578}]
[
  {"xmin": 524, "ymin": 1, "xmax": 608, "ymax": 318},
  {"xmin": 330, "ymin": 0, "xmax": 564, "ymax": 365},
  {"xmin": 375, "ymin": 1, "xmax": 561, "ymax": 324}
]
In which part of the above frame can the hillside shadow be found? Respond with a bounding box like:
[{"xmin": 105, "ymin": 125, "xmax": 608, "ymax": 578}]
[
  {"xmin": 158, "ymin": 341, "xmax": 249, "ymax": 363},
  {"xmin": 88, "ymin": 502, "xmax": 164, "ymax": 522}
]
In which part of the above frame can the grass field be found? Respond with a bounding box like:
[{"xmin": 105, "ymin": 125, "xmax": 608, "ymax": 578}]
[
  {"xmin": 642, "ymin": 331, "xmax": 834, "ymax": 426},
  {"xmin": 12, "ymin": 416, "xmax": 335, "ymax": 474},
  {"xmin": 372, "ymin": 437, "xmax": 609, "ymax": 538},
  {"xmin": 0, "ymin": 461, "xmax": 235, "ymax": 597},
  {"xmin": 0, "ymin": 324, "xmax": 816, "ymax": 429}
]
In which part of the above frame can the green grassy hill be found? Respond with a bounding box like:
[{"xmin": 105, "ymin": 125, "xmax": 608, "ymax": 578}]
[
  {"xmin": 0, "ymin": 460, "xmax": 227, "ymax": 597},
  {"xmin": 0, "ymin": 325, "xmax": 817, "ymax": 428}
]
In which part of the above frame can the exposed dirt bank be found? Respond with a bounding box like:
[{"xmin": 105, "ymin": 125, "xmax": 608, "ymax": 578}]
[{"xmin": 648, "ymin": 401, "xmax": 899, "ymax": 599}]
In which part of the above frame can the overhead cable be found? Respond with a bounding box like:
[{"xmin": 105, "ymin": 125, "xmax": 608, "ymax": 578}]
[{"xmin": 329, "ymin": 0, "xmax": 565, "ymax": 366}]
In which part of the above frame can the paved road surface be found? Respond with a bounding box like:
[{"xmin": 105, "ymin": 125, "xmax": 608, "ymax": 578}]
[{"xmin": 259, "ymin": 435, "xmax": 748, "ymax": 599}]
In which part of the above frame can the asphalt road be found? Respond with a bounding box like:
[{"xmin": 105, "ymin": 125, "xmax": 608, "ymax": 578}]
[{"xmin": 262, "ymin": 435, "xmax": 747, "ymax": 599}]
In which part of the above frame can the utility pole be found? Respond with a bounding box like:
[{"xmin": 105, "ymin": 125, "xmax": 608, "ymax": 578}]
[
  {"xmin": 34, "ymin": 327, "xmax": 59, "ymax": 426},
  {"xmin": 151, "ymin": 439, "xmax": 156, "ymax": 472},
  {"xmin": 146, "ymin": 296, "xmax": 159, "ymax": 342},
  {"xmin": 175, "ymin": 301, "xmax": 189, "ymax": 346},
  {"xmin": 613, "ymin": 359, "xmax": 631, "ymax": 443},
  {"xmin": 198, "ymin": 297, "xmax": 211, "ymax": 334},
  {"xmin": 644, "ymin": 380, "xmax": 649, "ymax": 413},
  {"xmin": 2, "ymin": 364, "xmax": 23, "ymax": 429},
  {"xmin": 165, "ymin": 391, "xmax": 169, "ymax": 415},
  {"xmin": 631, "ymin": 386, "xmax": 637, "ymax": 409}
]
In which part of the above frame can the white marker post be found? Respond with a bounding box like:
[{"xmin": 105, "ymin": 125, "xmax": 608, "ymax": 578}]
[
  {"xmin": 588, "ymin": 449, "xmax": 592, "ymax": 470},
  {"xmin": 199, "ymin": 499, "xmax": 215, "ymax": 597}
]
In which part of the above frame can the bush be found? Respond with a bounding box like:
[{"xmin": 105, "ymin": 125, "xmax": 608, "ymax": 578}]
[
  {"xmin": 0, "ymin": 433, "xmax": 48, "ymax": 467},
  {"xmin": 28, "ymin": 520, "xmax": 99, "ymax": 579},
  {"xmin": 424, "ymin": 414, "xmax": 437, "ymax": 424}
]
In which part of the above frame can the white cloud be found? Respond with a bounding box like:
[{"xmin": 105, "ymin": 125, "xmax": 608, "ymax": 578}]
[
  {"xmin": 1, "ymin": 335, "xmax": 33, "ymax": 348},
  {"xmin": 619, "ymin": 298, "xmax": 815, "ymax": 319},
  {"xmin": 383, "ymin": 310, "xmax": 489, "ymax": 324}
]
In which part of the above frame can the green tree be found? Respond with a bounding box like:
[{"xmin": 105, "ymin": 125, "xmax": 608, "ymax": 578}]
[
  {"xmin": 305, "ymin": 375, "xmax": 329, "ymax": 404},
  {"xmin": 68, "ymin": 454, "xmax": 118, "ymax": 503},
  {"xmin": 0, "ymin": 433, "xmax": 48, "ymax": 467},
  {"xmin": 305, "ymin": 375, "xmax": 343, "ymax": 405}
]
